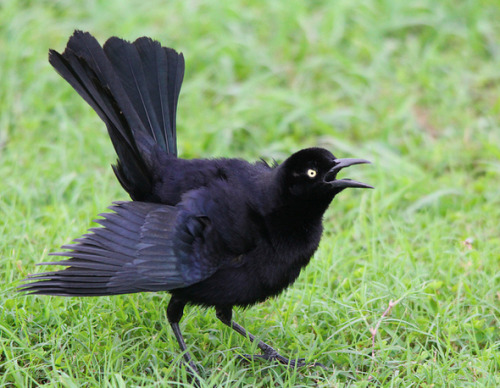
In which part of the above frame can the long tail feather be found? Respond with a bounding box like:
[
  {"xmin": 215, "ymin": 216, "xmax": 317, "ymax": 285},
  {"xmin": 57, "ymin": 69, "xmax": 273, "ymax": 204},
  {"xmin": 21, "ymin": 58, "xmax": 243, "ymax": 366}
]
[{"xmin": 49, "ymin": 31, "xmax": 185, "ymax": 200}]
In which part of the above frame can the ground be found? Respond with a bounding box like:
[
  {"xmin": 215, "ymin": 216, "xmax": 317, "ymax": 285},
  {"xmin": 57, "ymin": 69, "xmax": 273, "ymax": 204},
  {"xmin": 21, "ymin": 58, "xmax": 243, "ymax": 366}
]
[{"xmin": 1, "ymin": 0, "xmax": 499, "ymax": 386}]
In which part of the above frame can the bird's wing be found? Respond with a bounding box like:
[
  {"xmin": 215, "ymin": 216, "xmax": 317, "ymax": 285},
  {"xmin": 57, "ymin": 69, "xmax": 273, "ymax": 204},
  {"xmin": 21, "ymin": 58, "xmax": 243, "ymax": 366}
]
[{"xmin": 19, "ymin": 201, "xmax": 222, "ymax": 296}]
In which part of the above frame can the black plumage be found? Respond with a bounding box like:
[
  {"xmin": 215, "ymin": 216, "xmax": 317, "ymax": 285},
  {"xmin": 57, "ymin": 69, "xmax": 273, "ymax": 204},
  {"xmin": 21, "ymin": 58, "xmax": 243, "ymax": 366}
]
[{"xmin": 20, "ymin": 31, "xmax": 373, "ymax": 375}]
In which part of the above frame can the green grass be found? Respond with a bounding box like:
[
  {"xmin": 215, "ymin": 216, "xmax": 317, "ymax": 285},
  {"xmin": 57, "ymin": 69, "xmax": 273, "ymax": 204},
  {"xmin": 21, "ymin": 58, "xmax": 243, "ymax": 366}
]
[{"xmin": 1, "ymin": 0, "xmax": 500, "ymax": 386}]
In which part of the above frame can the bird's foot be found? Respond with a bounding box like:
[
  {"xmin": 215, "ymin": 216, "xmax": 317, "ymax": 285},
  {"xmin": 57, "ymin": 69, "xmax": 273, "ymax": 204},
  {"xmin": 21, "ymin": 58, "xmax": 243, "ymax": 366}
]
[
  {"xmin": 185, "ymin": 361, "xmax": 202, "ymax": 387},
  {"xmin": 186, "ymin": 360, "xmax": 200, "ymax": 375},
  {"xmin": 237, "ymin": 349, "xmax": 326, "ymax": 369}
]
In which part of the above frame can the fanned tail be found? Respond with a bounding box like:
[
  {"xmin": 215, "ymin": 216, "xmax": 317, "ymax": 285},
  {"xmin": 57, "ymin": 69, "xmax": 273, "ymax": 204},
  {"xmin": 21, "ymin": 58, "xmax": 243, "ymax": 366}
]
[{"xmin": 49, "ymin": 30, "xmax": 185, "ymax": 200}]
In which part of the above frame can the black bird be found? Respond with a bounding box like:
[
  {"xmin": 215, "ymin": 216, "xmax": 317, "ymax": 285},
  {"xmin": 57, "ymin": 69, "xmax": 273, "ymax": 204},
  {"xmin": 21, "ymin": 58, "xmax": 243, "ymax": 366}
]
[{"xmin": 20, "ymin": 31, "xmax": 373, "ymax": 374}]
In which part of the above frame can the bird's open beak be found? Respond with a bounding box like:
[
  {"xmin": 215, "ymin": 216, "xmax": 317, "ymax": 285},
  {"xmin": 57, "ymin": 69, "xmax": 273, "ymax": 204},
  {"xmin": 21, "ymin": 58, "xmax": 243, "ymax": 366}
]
[{"xmin": 325, "ymin": 158, "xmax": 374, "ymax": 189}]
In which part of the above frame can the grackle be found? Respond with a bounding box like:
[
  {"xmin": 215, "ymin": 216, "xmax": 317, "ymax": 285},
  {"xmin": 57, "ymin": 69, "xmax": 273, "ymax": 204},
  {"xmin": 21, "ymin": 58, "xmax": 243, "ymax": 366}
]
[{"xmin": 20, "ymin": 31, "xmax": 373, "ymax": 375}]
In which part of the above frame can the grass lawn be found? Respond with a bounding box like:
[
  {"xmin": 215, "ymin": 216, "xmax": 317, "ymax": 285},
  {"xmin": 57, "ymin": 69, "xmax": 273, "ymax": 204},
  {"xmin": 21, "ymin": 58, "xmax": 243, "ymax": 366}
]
[{"xmin": 1, "ymin": 0, "xmax": 499, "ymax": 386}]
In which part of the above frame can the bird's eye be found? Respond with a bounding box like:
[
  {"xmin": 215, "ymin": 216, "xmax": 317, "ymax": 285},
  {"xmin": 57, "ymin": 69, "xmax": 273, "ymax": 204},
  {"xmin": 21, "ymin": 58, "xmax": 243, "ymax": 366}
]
[{"xmin": 307, "ymin": 169, "xmax": 317, "ymax": 178}]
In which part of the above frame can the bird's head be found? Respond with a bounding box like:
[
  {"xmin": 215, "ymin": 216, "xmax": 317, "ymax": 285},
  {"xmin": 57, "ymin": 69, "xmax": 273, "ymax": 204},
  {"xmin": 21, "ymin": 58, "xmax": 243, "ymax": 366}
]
[{"xmin": 278, "ymin": 147, "xmax": 373, "ymax": 204}]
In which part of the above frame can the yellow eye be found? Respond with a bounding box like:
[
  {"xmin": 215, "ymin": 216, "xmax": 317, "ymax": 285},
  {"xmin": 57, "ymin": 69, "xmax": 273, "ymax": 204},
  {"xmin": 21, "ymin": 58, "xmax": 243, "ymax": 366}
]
[{"xmin": 307, "ymin": 169, "xmax": 317, "ymax": 178}]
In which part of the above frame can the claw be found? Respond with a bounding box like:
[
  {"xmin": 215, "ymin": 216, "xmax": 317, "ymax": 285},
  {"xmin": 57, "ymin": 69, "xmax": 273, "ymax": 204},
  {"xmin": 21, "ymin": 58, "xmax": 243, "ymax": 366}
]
[{"xmin": 237, "ymin": 351, "xmax": 326, "ymax": 369}]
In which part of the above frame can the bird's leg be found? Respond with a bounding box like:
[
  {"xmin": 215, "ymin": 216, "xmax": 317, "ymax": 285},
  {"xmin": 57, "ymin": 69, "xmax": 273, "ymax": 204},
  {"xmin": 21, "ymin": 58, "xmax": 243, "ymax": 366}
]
[
  {"xmin": 216, "ymin": 307, "xmax": 326, "ymax": 369},
  {"xmin": 167, "ymin": 297, "xmax": 200, "ymax": 377}
]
